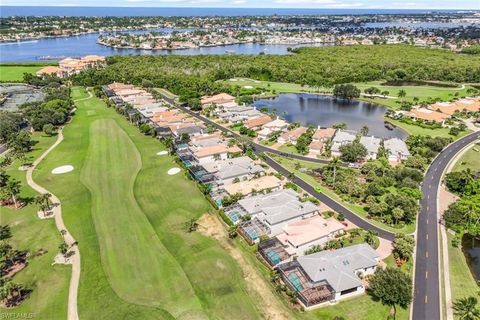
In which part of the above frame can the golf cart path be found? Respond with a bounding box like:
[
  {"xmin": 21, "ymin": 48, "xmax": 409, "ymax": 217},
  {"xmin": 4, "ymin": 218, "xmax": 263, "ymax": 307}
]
[{"xmin": 26, "ymin": 128, "xmax": 80, "ymax": 320}]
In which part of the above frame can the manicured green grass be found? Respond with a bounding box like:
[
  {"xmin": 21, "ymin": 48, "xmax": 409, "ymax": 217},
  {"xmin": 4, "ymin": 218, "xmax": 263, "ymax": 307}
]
[
  {"xmin": 80, "ymin": 119, "xmax": 203, "ymax": 316},
  {"xmin": 0, "ymin": 63, "xmax": 56, "ymax": 82},
  {"xmin": 270, "ymin": 154, "xmax": 416, "ymax": 234},
  {"xmin": 452, "ymin": 143, "xmax": 480, "ymax": 172},
  {"xmin": 278, "ymin": 144, "xmax": 302, "ymax": 155},
  {"xmin": 386, "ymin": 119, "xmax": 471, "ymax": 139},
  {"xmin": 223, "ymin": 78, "xmax": 332, "ymax": 94},
  {"xmin": 353, "ymin": 81, "xmax": 472, "ymax": 110},
  {"xmin": 153, "ymin": 87, "xmax": 178, "ymax": 99},
  {"xmin": 0, "ymin": 133, "xmax": 70, "ymax": 319},
  {"xmin": 33, "ymin": 87, "xmax": 262, "ymax": 319},
  {"xmin": 446, "ymin": 234, "xmax": 479, "ymax": 303}
]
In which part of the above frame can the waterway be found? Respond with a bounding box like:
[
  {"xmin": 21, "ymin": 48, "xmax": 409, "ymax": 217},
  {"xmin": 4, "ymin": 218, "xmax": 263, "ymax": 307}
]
[
  {"xmin": 0, "ymin": 28, "xmax": 331, "ymax": 62},
  {"xmin": 254, "ymin": 93, "xmax": 408, "ymax": 139}
]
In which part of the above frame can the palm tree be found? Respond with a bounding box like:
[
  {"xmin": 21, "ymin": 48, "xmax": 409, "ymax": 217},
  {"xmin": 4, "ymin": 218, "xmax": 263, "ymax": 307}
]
[
  {"xmin": 364, "ymin": 230, "xmax": 378, "ymax": 247},
  {"xmin": 329, "ymin": 157, "xmax": 341, "ymax": 185},
  {"xmin": 360, "ymin": 126, "xmax": 369, "ymax": 136},
  {"xmin": 162, "ymin": 136, "xmax": 174, "ymax": 154},
  {"xmin": 34, "ymin": 193, "xmax": 52, "ymax": 217},
  {"xmin": 4, "ymin": 179, "xmax": 21, "ymax": 208},
  {"xmin": 453, "ymin": 296, "xmax": 480, "ymax": 320},
  {"xmin": 398, "ymin": 89, "xmax": 407, "ymax": 102},
  {"xmin": 131, "ymin": 112, "xmax": 142, "ymax": 126}
]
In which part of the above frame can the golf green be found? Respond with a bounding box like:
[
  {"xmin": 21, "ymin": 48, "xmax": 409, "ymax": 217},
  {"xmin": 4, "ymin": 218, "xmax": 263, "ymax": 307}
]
[{"xmin": 32, "ymin": 87, "xmax": 262, "ymax": 319}]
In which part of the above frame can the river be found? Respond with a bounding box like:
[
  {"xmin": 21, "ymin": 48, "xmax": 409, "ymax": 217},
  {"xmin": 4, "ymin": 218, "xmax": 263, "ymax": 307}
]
[{"xmin": 254, "ymin": 93, "xmax": 408, "ymax": 139}]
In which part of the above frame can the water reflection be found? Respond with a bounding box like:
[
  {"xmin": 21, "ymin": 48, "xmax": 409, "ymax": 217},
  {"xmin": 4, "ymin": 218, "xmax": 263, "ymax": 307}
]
[{"xmin": 254, "ymin": 93, "xmax": 407, "ymax": 139}]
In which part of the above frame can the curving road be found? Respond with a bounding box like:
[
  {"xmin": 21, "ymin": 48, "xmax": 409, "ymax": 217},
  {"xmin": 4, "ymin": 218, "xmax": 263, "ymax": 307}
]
[
  {"xmin": 175, "ymin": 105, "xmax": 395, "ymax": 240},
  {"xmin": 412, "ymin": 130, "xmax": 480, "ymax": 320}
]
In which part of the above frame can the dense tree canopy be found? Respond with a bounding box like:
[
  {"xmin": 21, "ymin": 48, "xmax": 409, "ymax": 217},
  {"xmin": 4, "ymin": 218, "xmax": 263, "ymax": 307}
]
[{"xmin": 72, "ymin": 45, "xmax": 480, "ymax": 101}]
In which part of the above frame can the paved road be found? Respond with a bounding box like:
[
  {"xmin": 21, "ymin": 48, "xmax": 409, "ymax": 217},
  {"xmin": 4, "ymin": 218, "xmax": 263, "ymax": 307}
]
[
  {"xmin": 175, "ymin": 105, "xmax": 395, "ymax": 240},
  {"xmin": 412, "ymin": 131, "xmax": 480, "ymax": 320}
]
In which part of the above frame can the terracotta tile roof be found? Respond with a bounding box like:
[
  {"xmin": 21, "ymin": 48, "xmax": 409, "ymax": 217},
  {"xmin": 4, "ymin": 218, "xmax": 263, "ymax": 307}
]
[
  {"xmin": 312, "ymin": 128, "xmax": 336, "ymax": 140},
  {"xmin": 309, "ymin": 140, "xmax": 325, "ymax": 151},
  {"xmin": 194, "ymin": 144, "xmax": 231, "ymax": 158},
  {"xmin": 280, "ymin": 127, "xmax": 307, "ymax": 141},
  {"xmin": 244, "ymin": 115, "xmax": 273, "ymax": 129},
  {"xmin": 201, "ymin": 93, "xmax": 235, "ymax": 105},
  {"xmin": 407, "ymin": 108, "xmax": 448, "ymax": 123},
  {"xmin": 36, "ymin": 66, "xmax": 62, "ymax": 75}
]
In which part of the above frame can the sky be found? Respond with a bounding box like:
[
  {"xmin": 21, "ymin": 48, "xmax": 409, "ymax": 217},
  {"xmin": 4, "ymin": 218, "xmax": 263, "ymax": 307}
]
[{"xmin": 1, "ymin": 0, "xmax": 479, "ymax": 10}]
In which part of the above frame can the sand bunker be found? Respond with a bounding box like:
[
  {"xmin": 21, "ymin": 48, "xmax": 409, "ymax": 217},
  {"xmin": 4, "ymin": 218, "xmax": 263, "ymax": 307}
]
[
  {"xmin": 244, "ymin": 85, "xmax": 253, "ymax": 89},
  {"xmin": 167, "ymin": 167, "xmax": 181, "ymax": 175},
  {"xmin": 229, "ymin": 78, "xmax": 238, "ymax": 82},
  {"xmin": 51, "ymin": 165, "xmax": 74, "ymax": 174},
  {"xmin": 157, "ymin": 151, "xmax": 168, "ymax": 155}
]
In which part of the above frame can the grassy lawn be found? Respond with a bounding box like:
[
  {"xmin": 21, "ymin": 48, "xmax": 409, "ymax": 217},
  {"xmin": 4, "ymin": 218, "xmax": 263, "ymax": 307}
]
[
  {"xmin": 32, "ymin": 87, "xmax": 262, "ymax": 319},
  {"xmin": 270, "ymin": 154, "xmax": 416, "ymax": 234},
  {"xmin": 0, "ymin": 132, "xmax": 70, "ymax": 319},
  {"xmin": 452, "ymin": 142, "xmax": 480, "ymax": 172},
  {"xmin": 446, "ymin": 234, "xmax": 479, "ymax": 303},
  {"xmin": 353, "ymin": 81, "xmax": 473, "ymax": 110},
  {"xmin": 0, "ymin": 63, "xmax": 56, "ymax": 82},
  {"xmin": 278, "ymin": 144, "xmax": 302, "ymax": 155},
  {"xmin": 223, "ymin": 78, "xmax": 332, "ymax": 94},
  {"xmin": 153, "ymin": 87, "xmax": 178, "ymax": 99},
  {"xmin": 386, "ymin": 119, "xmax": 471, "ymax": 139}
]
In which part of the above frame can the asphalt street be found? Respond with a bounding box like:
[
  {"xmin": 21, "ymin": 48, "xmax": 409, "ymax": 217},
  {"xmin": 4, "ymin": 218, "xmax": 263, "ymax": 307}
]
[{"xmin": 412, "ymin": 131, "xmax": 480, "ymax": 320}]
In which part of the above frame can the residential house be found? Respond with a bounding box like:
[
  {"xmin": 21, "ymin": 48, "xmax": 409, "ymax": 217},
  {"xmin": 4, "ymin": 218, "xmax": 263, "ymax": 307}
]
[
  {"xmin": 312, "ymin": 128, "xmax": 336, "ymax": 143},
  {"xmin": 201, "ymin": 93, "xmax": 235, "ymax": 106},
  {"xmin": 277, "ymin": 215, "xmax": 346, "ymax": 257},
  {"xmin": 190, "ymin": 143, "xmax": 242, "ymax": 165},
  {"xmin": 202, "ymin": 156, "xmax": 265, "ymax": 186},
  {"xmin": 233, "ymin": 189, "xmax": 319, "ymax": 241},
  {"xmin": 359, "ymin": 136, "xmax": 381, "ymax": 160},
  {"xmin": 406, "ymin": 108, "xmax": 447, "ymax": 124},
  {"xmin": 384, "ymin": 138, "xmax": 411, "ymax": 162},
  {"xmin": 223, "ymin": 175, "xmax": 282, "ymax": 196},
  {"xmin": 277, "ymin": 243, "xmax": 380, "ymax": 309},
  {"xmin": 263, "ymin": 118, "xmax": 289, "ymax": 132},
  {"xmin": 331, "ymin": 130, "xmax": 357, "ymax": 157},
  {"xmin": 244, "ymin": 115, "xmax": 273, "ymax": 130},
  {"xmin": 278, "ymin": 127, "xmax": 307, "ymax": 145}
]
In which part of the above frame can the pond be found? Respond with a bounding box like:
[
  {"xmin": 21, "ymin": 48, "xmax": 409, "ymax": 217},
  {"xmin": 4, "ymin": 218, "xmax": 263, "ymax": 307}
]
[
  {"xmin": 468, "ymin": 247, "xmax": 480, "ymax": 280},
  {"xmin": 253, "ymin": 93, "xmax": 407, "ymax": 139}
]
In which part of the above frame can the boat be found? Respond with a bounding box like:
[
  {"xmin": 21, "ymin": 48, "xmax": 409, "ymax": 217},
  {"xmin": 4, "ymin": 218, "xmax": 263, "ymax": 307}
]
[{"xmin": 225, "ymin": 50, "xmax": 236, "ymax": 54}]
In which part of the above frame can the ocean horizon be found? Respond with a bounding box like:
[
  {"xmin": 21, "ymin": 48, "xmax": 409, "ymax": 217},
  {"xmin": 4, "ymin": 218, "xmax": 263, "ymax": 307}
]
[{"xmin": 1, "ymin": 6, "xmax": 476, "ymax": 17}]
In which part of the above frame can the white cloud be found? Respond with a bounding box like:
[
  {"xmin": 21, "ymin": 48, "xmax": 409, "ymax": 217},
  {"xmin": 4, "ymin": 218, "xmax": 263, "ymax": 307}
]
[{"xmin": 232, "ymin": 0, "xmax": 247, "ymax": 4}]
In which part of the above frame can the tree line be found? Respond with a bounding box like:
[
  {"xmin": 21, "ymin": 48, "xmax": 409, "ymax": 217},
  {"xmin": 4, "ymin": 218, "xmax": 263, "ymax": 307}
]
[{"xmin": 72, "ymin": 45, "xmax": 480, "ymax": 103}]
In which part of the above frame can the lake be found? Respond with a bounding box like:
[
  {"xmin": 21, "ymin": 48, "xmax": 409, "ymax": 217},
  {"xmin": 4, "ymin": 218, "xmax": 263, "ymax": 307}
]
[{"xmin": 254, "ymin": 93, "xmax": 407, "ymax": 139}]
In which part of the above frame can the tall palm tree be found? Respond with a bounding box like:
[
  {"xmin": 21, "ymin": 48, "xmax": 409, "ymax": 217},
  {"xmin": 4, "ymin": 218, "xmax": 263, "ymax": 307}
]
[
  {"xmin": 4, "ymin": 179, "xmax": 21, "ymax": 208},
  {"xmin": 398, "ymin": 89, "xmax": 407, "ymax": 102},
  {"xmin": 453, "ymin": 297, "xmax": 480, "ymax": 320},
  {"xmin": 329, "ymin": 157, "xmax": 341, "ymax": 185}
]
